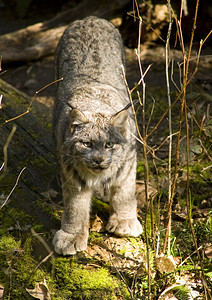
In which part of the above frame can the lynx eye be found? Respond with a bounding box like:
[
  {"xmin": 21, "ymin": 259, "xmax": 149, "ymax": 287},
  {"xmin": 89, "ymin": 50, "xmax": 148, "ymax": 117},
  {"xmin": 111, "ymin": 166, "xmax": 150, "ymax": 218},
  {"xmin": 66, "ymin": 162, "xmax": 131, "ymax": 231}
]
[
  {"xmin": 83, "ymin": 142, "xmax": 92, "ymax": 148},
  {"xmin": 105, "ymin": 142, "xmax": 114, "ymax": 149}
]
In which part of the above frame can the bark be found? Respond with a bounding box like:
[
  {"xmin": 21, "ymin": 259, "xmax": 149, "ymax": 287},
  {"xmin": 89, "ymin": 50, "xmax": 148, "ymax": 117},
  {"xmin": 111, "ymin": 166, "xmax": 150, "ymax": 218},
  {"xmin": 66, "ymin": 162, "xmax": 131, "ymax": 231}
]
[
  {"xmin": 0, "ymin": 78, "xmax": 59, "ymax": 228},
  {"xmin": 0, "ymin": 25, "xmax": 67, "ymax": 63}
]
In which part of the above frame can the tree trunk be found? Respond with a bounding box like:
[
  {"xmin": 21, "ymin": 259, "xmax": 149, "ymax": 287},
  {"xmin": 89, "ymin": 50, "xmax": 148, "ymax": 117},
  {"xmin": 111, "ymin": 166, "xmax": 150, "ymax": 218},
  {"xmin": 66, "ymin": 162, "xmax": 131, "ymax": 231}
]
[{"xmin": 0, "ymin": 78, "xmax": 59, "ymax": 228}]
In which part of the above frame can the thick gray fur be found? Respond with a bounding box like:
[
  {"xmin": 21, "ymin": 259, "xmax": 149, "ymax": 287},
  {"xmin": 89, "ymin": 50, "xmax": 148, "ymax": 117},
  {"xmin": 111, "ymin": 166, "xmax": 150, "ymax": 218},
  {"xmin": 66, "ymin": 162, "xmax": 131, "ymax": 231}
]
[{"xmin": 53, "ymin": 16, "xmax": 143, "ymax": 255}]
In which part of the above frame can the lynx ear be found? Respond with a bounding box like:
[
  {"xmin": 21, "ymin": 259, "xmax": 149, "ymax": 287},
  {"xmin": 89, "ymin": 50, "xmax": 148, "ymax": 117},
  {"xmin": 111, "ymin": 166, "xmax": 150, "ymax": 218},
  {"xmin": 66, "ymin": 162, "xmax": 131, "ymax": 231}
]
[
  {"xmin": 111, "ymin": 110, "xmax": 128, "ymax": 134},
  {"xmin": 70, "ymin": 109, "xmax": 89, "ymax": 132}
]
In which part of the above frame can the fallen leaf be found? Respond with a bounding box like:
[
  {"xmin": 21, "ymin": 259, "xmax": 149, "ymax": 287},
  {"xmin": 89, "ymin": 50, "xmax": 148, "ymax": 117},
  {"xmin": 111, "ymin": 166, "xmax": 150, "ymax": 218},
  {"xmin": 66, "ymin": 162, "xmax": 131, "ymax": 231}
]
[
  {"xmin": 90, "ymin": 215, "xmax": 105, "ymax": 232},
  {"xmin": 205, "ymin": 244, "xmax": 212, "ymax": 259},
  {"xmin": 0, "ymin": 284, "xmax": 4, "ymax": 300},
  {"xmin": 156, "ymin": 255, "xmax": 176, "ymax": 274},
  {"xmin": 26, "ymin": 279, "xmax": 51, "ymax": 300}
]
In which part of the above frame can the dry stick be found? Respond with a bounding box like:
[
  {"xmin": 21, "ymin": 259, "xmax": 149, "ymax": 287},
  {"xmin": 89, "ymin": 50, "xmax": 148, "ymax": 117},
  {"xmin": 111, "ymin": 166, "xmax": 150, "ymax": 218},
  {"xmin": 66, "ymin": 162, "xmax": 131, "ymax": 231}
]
[
  {"xmin": 121, "ymin": 66, "xmax": 142, "ymax": 145},
  {"xmin": 145, "ymin": 97, "xmax": 155, "ymax": 135},
  {"xmin": 164, "ymin": 1, "xmax": 212, "ymax": 297},
  {"xmin": 186, "ymin": 106, "xmax": 205, "ymax": 132},
  {"xmin": 186, "ymin": 30, "xmax": 212, "ymax": 87},
  {"xmin": 132, "ymin": 0, "xmax": 140, "ymax": 20},
  {"xmin": 0, "ymin": 56, "xmax": 7, "ymax": 77},
  {"xmin": 178, "ymin": 246, "xmax": 202, "ymax": 268},
  {"xmin": 199, "ymin": 139, "xmax": 212, "ymax": 162},
  {"xmin": 162, "ymin": 2, "xmax": 195, "ymax": 255},
  {"xmin": 162, "ymin": 0, "xmax": 195, "ymax": 255},
  {"xmin": 173, "ymin": 20, "xmax": 212, "ymax": 91},
  {"xmin": 162, "ymin": 5, "xmax": 187, "ymax": 255},
  {"xmin": 126, "ymin": 7, "xmax": 152, "ymax": 296},
  {"xmin": 31, "ymin": 228, "xmax": 55, "ymax": 277},
  {"xmin": 182, "ymin": 1, "xmax": 212, "ymax": 298},
  {"xmin": 125, "ymin": 6, "xmax": 167, "ymax": 297},
  {"xmin": 108, "ymin": 251, "xmax": 134, "ymax": 300},
  {"xmin": 0, "ymin": 55, "xmax": 2, "ymax": 71},
  {"xmin": 161, "ymin": 15, "xmax": 211, "ymax": 256},
  {"xmin": 146, "ymin": 89, "xmax": 183, "ymax": 139},
  {"xmin": 3, "ymin": 124, "xmax": 17, "ymax": 172},
  {"xmin": 0, "ymin": 78, "xmax": 63, "ymax": 127},
  {"xmin": 130, "ymin": 64, "xmax": 152, "ymax": 94},
  {"xmin": 0, "ymin": 167, "xmax": 26, "ymax": 210},
  {"xmin": 127, "ymin": 12, "xmax": 166, "ymax": 43},
  {"xmin": 173, "ymin": 29, "xmax": 212, "ymax": 136},
  {"xmin": 153, "ymin": 131, "xmax": 179, "ymax": 153},
  {"xmin": 0, "ymin": 162, "xmax": 4, "ymax": 171},
  {"xmin": 165, "ymin": 0, "xmax": 173, "ymax": 257},
  {"xmin": 162, "ymin": 88, "xmax": 184, "ymax": 255},
  {"xmin": 129, "ymin": 130, "xmax": 170, "ymax": 166},
  {"xmin": 173, "ymin": 0, "xmax": 184, "ymax": 48},
  {"xmin": 136, "ymin": 92, "xmax": 156, "ymax": 260},
  {"xmin": 171, "ymin": 59, "xmax": 180, "ymax": 92},
  {"xmin": 0, "ymin": 94, "xmax": 3, "ymax": 109},
  {"xmin": 121, "ymin": 65, "xmax": 151, "ymax": 153},
  {"xmin": 0, "ymin": 55, "xmax": 7, "ymax": 77},
  {"xmin": 137, "ymin": 17, "xmax": 152, "ymax": 300}
]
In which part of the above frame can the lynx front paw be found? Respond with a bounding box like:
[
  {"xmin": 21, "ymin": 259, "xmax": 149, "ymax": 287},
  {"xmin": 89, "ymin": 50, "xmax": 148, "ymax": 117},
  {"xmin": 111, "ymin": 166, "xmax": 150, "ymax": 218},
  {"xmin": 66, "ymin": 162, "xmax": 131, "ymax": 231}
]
[
  {"xmin": 53, "ymin": 229, "xmax": 88, "ymax": 255},
  {"xmin": 106, "ymin": 215, "xmax": 143, "ymax": 237}
]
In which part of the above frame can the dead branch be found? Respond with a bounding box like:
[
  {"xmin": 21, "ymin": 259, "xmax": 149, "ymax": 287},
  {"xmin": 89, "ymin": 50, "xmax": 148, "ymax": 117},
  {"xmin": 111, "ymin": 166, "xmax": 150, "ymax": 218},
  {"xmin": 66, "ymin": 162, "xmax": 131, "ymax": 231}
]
[
  {"xmin": 0, "ymin": 0, "xmax": 130, "ymax": 64},
  {"xmin": 0, "ymin": 25, "xmax": 67, "ymax": 64}
]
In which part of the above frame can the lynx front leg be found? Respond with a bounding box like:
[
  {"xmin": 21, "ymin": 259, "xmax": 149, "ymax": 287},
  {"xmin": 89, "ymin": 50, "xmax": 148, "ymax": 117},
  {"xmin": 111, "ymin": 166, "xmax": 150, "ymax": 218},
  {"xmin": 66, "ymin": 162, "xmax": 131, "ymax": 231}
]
[
  {"xmin": 106, "ymin": 166, "xmax": 143, "ymax": 237},
  {"xmin": 53, "ymin": 180, "xmax": 92, "ymax": 255}
]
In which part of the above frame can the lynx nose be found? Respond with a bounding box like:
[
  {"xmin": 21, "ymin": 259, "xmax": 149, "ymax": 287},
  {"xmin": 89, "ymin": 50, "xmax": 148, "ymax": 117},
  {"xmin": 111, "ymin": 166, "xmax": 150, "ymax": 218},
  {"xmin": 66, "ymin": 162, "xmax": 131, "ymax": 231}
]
[
  {"xmin": 94, "ymin": 156, "xmax": 104, "ymax": 165},
  {"xmin": 93, "ymin": 152, "xmax": 104, "ymax": 165}
]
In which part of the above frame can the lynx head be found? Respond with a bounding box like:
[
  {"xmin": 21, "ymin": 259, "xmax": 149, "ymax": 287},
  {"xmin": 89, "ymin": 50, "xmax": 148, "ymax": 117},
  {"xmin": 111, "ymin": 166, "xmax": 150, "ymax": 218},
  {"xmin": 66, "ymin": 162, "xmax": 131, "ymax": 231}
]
[{"xmin": 64, "ymin": 108, "xmax": 128, "ymax": 175}]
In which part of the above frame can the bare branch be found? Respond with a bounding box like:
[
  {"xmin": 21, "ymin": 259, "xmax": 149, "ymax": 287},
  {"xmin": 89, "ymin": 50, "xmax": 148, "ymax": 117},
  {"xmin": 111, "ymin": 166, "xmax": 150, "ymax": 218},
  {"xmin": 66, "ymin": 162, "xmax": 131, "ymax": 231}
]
[{"xmin": 0, "ymin": 167, "xmax": 26, "ymax": 211}]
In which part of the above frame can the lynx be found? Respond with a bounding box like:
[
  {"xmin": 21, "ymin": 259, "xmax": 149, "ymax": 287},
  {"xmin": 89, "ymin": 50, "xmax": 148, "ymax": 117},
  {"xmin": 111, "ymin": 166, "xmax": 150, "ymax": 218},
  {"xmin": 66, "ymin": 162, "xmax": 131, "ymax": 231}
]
[{"xmin": 53, "ymin": 16, "xmax": 143, "ymax": 255}]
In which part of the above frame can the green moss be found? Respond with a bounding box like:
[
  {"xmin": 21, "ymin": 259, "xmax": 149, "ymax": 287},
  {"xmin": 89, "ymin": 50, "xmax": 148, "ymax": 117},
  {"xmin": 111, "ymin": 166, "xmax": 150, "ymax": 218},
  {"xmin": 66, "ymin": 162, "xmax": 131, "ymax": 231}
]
[
  {"xmin": 26, "ymin": 128, "xmax": 39, "ymax": 140},
  {"xmin": 127, "ymin": 236, "xmax": 142, "ymax": 247},
  {"xmin": 0, "ymin": 235, "xmax": 21, "ymax": 251},
  {"xmin": 0, "ymin": 235, "xmax": 21, "ymax": 288},
  {"xmin": 0, "ymin": 207, "xmax": 32, "ymax": 236},
  {"xmin": 0, "ymin": 234, "xmax": 47, "ymax": 298},
  {"xmin": 54, "ymin": 258, "xmax": 130, "ymax": 299},
  {"xmin": 137, "ymin": 161, "xmax": 145, "ymax": 176},
  {"xmin": 46, "ymin": 122, "xmax": 52, "ymax": 130},
  {"xmin": 0, "ymin": 172, "xmax": 16, "ymax": 192},
  {"xmin": 190, "ymin": 162, "xmax": 211, "ymax": 181},
  {"xmin": 92, "ymin": 197, "xmax": 109, "ymax": 211},
  {"xmin": 92, "ymin": 197, "xmax": 109, "ymax": 220},
  {"xmin": 89, "ymin": 231, "xmax": 105, "ymax": 244},
  {"xmin": 36, "ymin": 197, "xmax": 62, "ymax": 221},
  {"xmin": 136, "ymin": 160, "xmax": 155, "ymax": 179},
  {"xmin": 30, "ymin": 155, "xmax": 51, "ymax": 169},
  {"xmin": 13, "ymin": 251, "xmax": 45, "ymax": 286}
]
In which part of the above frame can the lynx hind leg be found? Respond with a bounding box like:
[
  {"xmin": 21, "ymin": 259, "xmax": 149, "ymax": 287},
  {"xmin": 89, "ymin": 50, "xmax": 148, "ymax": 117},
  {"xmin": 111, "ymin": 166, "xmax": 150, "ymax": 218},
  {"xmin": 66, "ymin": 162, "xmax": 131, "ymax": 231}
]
[
  {"xmin": 106, "ymin": 215, "xmax": 143, "ymax": 237},
  {"xmin": 53, "ymin": 229, "xmax": 89, "ymax": 255}
]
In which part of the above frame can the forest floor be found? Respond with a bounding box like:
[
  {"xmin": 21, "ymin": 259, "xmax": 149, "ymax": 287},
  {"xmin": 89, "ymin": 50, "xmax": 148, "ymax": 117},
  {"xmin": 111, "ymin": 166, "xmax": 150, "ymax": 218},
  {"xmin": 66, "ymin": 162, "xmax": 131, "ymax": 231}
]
[{"xmin": 0, "ymin": 2, "xmax": 212, "ymax": 299}]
